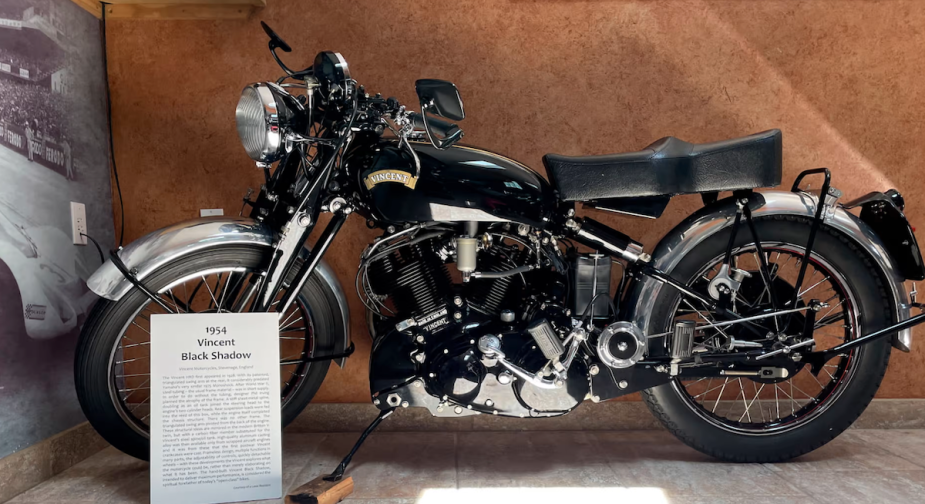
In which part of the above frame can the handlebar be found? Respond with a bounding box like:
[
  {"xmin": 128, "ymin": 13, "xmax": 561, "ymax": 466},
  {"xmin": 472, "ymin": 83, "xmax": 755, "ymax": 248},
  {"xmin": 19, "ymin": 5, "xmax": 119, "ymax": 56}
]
[
  {"xmin": 360, "ymin": 95, "xmax": 463, "ymax": 149},
  {"xmin": 409, "ymin": 113, "xmax": 461, "ymax": 141},
  {"xmin": 409, "ymin": 112, "xmax": 463, "ymax": 149}
]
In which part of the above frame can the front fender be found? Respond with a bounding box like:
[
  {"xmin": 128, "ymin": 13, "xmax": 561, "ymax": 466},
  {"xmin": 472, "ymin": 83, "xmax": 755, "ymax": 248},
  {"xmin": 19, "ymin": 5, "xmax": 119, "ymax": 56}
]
[
  {"xmin": 624, "ymin": 191, "xmax": 913, "ymax": 352},
  {"xmin": 86, "ymin": 216, "xmax": 351, "ymax": 366}
]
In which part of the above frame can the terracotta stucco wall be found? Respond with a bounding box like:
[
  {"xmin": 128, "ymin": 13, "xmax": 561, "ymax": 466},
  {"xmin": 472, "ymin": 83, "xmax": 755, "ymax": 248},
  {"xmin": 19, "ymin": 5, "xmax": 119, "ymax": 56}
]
[{"xmin": 105, "ymin": 0, "xmax": 925, "ymax": 402}]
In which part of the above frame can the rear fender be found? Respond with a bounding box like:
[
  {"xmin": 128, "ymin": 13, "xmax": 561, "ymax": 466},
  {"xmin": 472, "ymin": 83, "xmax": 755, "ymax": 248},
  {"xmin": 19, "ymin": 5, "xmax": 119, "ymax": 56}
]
[
  {"xmin": 842, "ymin": 190, "xmax": 925, "ymax": 281},
  {"xmin": 623, "ymin": 191, "xmax": 914, "ymax": 352},
  {"xmin": 86, "ymin": 217, "xmax": 351, "ymax": 366}
]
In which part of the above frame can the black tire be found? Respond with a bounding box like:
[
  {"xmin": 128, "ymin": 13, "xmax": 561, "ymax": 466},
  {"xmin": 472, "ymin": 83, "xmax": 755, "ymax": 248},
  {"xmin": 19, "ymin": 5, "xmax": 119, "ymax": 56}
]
[
  {"xmin": 75, "ymin": 246, "xmax": 335, "ymax": 461},
  {"xmin": 642, "ymin": 216, "xmax": 892, "ymax": 462}
]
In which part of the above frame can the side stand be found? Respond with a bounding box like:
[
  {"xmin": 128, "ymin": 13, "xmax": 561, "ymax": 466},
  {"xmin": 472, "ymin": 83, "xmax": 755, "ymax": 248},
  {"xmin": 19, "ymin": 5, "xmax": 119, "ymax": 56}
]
[
  {"xmin": 286, "ymin": 408, "xmax": 394, "ymax": 504},
  {"xmin": 325, "ymin": 408, "xmax": 394, "ymax": 481}
]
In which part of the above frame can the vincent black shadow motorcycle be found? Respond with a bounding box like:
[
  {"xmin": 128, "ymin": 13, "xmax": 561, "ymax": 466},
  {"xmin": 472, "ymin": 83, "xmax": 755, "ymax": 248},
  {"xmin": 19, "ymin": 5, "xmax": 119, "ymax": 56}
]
[{"xmin": 76, "ymin": 22, "xmax": 925, "ymax": 474}]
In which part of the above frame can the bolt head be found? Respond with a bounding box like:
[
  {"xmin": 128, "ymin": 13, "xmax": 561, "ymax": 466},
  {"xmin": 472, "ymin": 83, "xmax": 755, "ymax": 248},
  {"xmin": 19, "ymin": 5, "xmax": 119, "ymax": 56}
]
[
  {"xmin": 485, "ymin": 399, "xmax": 494, "ymax": 407},
  {"xmin": 618, "ymin": 380, "xmax": 629, "ymax": 389},
  {"xmin": 414, "ymin": 380, "xmax": 423, "ymax": 388},
  {"xmin": 589, "ymin": 365, "xmax": 600, "ymax": 376},
  {"xmin": 454, "ymin": 296, "xmax": 463, "ymax": 306},
  {"xmin": 414, "ymin": 353, "xmax": 425, "ymax": 363},
  {"xmin": 416, "ymin": 335, "xmax": 425, "ymax": 343},
  {"xmin": 373, "ymin": 399, "xmax": 380, "ymax": 406},
  {"xmin": 592, "ymin": 395, "xmax": 601, "ymax": 403},
  {"xmin": 401, "ymin": 401, "xmax": 409, "ymax": 408},
  {"xmin": 454, "ymin": 311, "xmax": 463, "ymax": 321},
  {"xmin": 454, "ymin": 406, "xmax": 463, "ymax": 414}
]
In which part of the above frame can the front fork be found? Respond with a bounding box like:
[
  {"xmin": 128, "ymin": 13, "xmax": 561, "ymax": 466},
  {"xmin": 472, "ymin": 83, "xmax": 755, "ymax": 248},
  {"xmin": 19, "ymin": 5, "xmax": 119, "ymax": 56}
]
[{"xmin": 252, "ymin": 206, "xmax": 351, "ymax": 315}]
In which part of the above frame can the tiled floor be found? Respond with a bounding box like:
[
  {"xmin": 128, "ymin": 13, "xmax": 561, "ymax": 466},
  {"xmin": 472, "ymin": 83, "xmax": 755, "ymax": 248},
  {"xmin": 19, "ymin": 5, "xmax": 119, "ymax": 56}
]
[{"xmin": 8, "ymin": 429, "xmax": 925, "ymax": 504}]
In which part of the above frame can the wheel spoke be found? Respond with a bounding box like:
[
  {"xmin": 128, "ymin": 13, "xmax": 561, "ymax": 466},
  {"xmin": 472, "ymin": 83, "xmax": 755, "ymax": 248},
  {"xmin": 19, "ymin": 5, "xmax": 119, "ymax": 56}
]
[
  {"xmin": 739, "ymin": 382, "xmax": 765, "ymax": 422},
  {"xmin": 712, "ymin": 378, "xmax": 729, "ymax": 414},
  {"xmin": 202, "ymin": 275, "xmax": 220, "ymax": 312},
  {"xmin": 673, "ymin": 245, "xmax": 855, "ymax": 433},
  {"xmin": 798, "ymin": 274, "xmax": 830, "ymax": 298},
  {"xmin": 738, "ymin": 378, "xmax": 751, "ymax": 422},
  {"xmin": 109, "ymin": 267, "xmax": 315, "ymax": 433}
]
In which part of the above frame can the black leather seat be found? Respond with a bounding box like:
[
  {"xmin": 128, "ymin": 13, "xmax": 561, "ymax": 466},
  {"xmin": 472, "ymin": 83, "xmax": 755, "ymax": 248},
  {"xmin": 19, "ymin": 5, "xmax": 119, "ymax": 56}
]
[{"xmin": 543, "ymin": 129, "xmax": 782, "ymax": 201}]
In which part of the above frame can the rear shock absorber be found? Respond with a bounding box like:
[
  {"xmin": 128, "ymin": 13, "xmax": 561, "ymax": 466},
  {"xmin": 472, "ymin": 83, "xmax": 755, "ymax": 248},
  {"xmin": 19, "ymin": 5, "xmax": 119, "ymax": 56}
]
[{"xmin": 565, "ymin": 217, "xmax": 648, "ymax": 263}]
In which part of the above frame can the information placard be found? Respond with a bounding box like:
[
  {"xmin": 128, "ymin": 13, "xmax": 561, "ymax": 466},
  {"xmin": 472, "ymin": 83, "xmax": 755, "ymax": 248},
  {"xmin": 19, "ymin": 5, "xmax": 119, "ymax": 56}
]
[{"xmin": 150, "ymin": 313, "xmax": 282, "ymax": 504}]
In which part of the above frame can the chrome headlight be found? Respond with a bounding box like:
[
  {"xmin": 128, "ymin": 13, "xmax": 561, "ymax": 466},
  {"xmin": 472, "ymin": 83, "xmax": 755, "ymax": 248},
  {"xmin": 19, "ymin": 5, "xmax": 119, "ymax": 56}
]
[{"xmin": 235, "ymin": 83, "xmax": 292, "ymax": 163}]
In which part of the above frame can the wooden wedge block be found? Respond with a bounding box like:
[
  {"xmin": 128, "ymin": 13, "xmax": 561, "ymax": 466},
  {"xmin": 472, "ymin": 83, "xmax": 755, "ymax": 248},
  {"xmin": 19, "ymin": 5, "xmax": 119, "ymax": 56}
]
[{"xmin": 285, "ymin": 475, "xmax": 354, "ymax": 504}]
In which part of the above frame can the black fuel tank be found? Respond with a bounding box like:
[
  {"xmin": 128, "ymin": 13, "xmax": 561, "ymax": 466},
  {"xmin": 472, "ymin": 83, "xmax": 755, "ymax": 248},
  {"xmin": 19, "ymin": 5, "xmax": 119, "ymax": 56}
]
[{"xmin": 351, "ymin": 140, "xmax": 556, "ymax": 227}]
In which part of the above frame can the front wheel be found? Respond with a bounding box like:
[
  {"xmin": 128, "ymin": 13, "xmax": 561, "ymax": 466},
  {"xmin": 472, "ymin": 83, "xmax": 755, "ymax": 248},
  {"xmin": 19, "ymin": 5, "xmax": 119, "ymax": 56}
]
[
  {"xmin": 643, "ymin": 216, "xmax": 892, "ymax": 462},
  {"xmin": 75, "ymin": 246, "xmax": 336, "ymax": 461}
]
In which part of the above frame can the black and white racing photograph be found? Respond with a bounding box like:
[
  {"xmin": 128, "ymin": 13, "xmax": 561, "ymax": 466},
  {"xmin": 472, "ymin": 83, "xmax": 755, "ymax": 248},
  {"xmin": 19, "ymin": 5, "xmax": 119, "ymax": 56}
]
[
  {"xmin": 0, "ymin": 0, "xmax": 113, "ymax": 464},
  {"xmin": 3, "ymin": 2, "xmax": 925, "ymax": 504}
]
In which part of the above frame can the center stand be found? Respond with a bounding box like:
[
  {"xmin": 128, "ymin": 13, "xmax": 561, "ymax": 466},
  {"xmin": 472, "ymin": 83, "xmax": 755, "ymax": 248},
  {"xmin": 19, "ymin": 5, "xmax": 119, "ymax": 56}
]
[{"xmin": 286, "ymin": 408, "xmax": 395, "ymax": 504}]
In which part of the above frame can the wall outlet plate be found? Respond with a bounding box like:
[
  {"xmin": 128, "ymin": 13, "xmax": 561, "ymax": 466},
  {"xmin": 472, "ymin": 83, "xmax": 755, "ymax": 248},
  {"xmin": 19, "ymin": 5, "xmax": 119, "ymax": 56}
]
[
  {"xmin": 71, "ymin": 202, "xmax": 87, "ymax": 245},
  {"xmin": 200, "ymin": 208, "xmax": 224, "ymax": 217}
]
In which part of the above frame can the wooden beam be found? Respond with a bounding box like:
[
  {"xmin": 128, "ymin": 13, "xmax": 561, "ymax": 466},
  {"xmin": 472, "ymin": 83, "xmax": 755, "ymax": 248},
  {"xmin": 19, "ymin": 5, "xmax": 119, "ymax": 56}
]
[
  {"xmin": 103, "ymin": 2, "xmax": 261, "ymax": 20},
  {"xmin": 70, "ymin": 0, "xmax": 103, "ymax": 19},
  {"xmin": 106, "ymin": 0, "xmax": 265, "ymax": 5}
]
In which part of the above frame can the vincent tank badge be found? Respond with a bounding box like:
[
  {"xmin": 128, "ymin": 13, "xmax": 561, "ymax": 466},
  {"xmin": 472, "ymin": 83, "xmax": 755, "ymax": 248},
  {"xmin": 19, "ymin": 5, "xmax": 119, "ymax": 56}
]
[{"xmin": 364, "ymin": 169, "xmax": 418, "ymax": 190}]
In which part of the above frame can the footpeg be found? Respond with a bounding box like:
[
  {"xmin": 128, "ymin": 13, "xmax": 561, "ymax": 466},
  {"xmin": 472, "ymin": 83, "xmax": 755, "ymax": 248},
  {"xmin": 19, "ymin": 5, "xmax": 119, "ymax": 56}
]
[{"xmin": 477, "ymin": 334, "xmax": 560, "ymax": 389}]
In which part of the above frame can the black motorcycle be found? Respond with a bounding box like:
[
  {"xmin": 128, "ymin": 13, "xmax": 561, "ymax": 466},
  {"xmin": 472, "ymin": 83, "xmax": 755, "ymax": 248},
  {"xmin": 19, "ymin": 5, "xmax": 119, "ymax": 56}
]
[{"xmin": 76, "ymin": 23, "xmax": 925, "ymax": 473}]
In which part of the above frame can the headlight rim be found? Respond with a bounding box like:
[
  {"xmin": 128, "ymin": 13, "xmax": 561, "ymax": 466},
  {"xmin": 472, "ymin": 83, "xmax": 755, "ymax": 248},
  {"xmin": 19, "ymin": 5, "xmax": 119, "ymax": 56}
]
[{"xmin": 236, "ymin": 82, "xmax": 286, "ymax": 163}]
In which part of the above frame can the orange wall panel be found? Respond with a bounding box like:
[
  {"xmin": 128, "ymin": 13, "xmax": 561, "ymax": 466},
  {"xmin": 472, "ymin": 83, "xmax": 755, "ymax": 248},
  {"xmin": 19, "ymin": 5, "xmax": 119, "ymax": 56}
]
[{"xmin": 105, "ymin": 0, "xmax": 925, "ymax": 402}]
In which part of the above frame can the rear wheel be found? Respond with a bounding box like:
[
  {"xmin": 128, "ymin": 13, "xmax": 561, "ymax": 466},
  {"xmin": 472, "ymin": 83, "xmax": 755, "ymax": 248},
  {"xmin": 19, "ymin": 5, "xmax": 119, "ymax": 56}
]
[
  {"xmin": 75, "ymin": 246, "xmax": 336, "ymax": 460},
  {"xmin": 643, "ymin": 216, "xmax": 892, "ymax": 462}
]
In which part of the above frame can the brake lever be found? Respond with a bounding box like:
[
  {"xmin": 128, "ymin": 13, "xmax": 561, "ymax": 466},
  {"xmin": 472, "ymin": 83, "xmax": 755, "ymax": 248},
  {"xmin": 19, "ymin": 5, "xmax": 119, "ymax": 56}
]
[{"xmin": 391, "ymin": 107, "xmax": 422, "ymax": 180}]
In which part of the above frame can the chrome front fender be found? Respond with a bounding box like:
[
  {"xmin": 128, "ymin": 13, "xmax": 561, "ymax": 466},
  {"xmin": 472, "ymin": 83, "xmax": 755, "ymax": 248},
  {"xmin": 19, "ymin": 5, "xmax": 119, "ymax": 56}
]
[
  {"xmin": 86, "ymin": 216, "xmax": 352, "ymax": 365},
  {"xmin": 625, "ymin": 191, "xmax": 913, "ymax": 352}
]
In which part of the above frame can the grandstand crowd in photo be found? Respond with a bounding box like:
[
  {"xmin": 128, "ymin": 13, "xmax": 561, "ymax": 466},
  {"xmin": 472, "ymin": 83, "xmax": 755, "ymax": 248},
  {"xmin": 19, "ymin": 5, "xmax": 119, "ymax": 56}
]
[{"xmin": 1, "ymin": 0, "xmax": 75, "ymax": 180}]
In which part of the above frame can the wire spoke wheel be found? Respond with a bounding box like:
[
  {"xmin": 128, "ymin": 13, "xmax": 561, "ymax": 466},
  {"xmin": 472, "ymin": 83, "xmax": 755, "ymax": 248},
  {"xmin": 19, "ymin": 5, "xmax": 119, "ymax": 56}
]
[
  {"xmin": 672, "ymin": 243, "xmax": 859, "ymax": 434},
  {"xmin": 108, "ymin": 266, "xmax": 315, "ymax": 438}
]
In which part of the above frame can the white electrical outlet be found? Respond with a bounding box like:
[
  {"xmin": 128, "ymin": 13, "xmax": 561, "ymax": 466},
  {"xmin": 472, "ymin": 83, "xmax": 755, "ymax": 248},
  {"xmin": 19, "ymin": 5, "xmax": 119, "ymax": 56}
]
[
  {"xmin": 200, "ymin": 208, "xmax": 224, "ymax": 217},
  {"xmin": 71, "ymin": 202, "xmax": 87, "ymax": 245}
]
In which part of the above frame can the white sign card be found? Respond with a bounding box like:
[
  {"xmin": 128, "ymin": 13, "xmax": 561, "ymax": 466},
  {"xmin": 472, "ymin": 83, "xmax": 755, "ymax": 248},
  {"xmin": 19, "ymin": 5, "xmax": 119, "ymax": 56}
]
[{"xmin": 150, "ymin": 313, "xmax": 282, "ymax": 504}]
